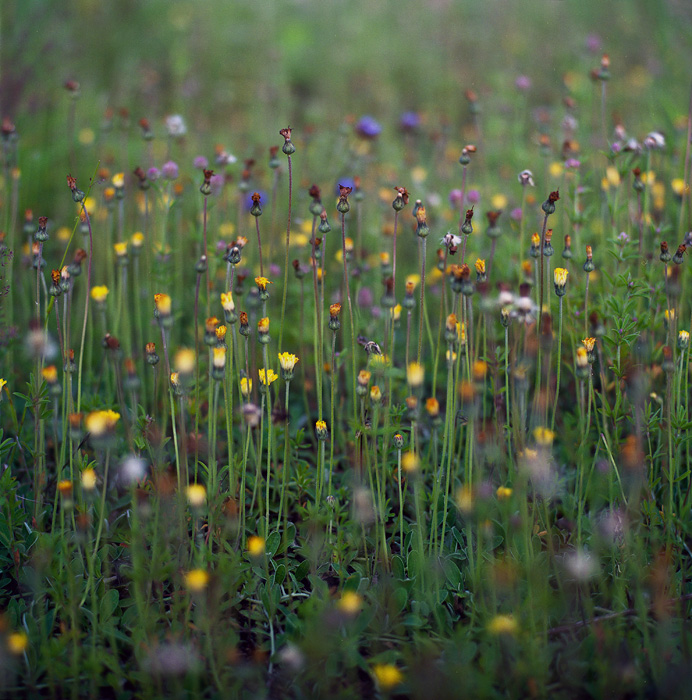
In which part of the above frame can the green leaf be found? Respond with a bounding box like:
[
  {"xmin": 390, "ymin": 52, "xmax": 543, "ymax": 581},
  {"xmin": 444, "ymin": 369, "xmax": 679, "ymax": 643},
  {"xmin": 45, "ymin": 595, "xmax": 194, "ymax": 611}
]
[
  {"xmin": 265, "ymin": 531, "xmax": 281, "ymax": 557},
  {"xmin": 99, "ymin": 589, "xmax": 119, "ymax": 621}
]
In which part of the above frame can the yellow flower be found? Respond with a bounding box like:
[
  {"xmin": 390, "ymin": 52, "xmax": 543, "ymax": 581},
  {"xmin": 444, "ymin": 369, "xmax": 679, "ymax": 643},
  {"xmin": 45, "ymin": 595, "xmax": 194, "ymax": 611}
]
[
  {"xmin": 81, "ymin": 468, "xmax": 97, "ymax": 491},
  {"xmin": 220, "ymin": 291, "xmax": 235, "ymax": 312},
  {"xmin": 174, "ymin": 348, "xmax": 196, "ymax": 374},
  {"xmin": 372, "ymin": 664, "xmax": 403, "ymax": 691},
  {"xmin": 0, "ymin": 377, "xmax": 9, "ymax": 396},
  {"xmin": 576, "ymin": 347, "xmax": 588, "ymax": 368},
  {"xmin": 90, "ymin": 285, "xmax": 109, "ymax": 303},
  {"xmin": 391, "ymin": 304, "xmax": 402, "ymax": 322},
  {"xmin": 473, "ymin": 360, "xmax": 487, "ymax": 381},
  {"xmin": 370, "ymin": 386, "xmax": 382, "ymax": 403},
  {"xmin": 407, "ymin": 362, "xmax": 424, "ymax": 387},
  {"xmin": 401, "ymin": 451, "xmax": 419, "ymax": 473},
  {"xmin": 474, "ymin": 258, "xmax": 486, "ymax": 275},
  {"xmin": 549, "ymin": 162, "xmax": 564, "ymax": 178},
  {"xmin": 58, "ymin": 480, "xmax": 73, "ymax": 497},
  {"xmin": 112, "ymin": 172, "xmax": 125, "ymax": 189},
  {"xmin": 491, "ymin": 193, "xmax": 508, "ymax": 209},
  {"xmin": 240, "ymin": 377, "xmax": 252, "ymax": 397},
  {"xmin": 254, "ymin": 276, "xmax": 272, "ymax": 292},
  {"xmin": 531, "ymin": 232, "xmax": 540, "ymax": 247},
  {"xmin": 258, "ymin": 317, "xmax": 270, "ymax": 334},
  {"xmin": 672, "ymin": 178, "xmax": 689, "ymax": 197},
  {"xmin": 186, "ymin": 483, "xmax": 207, "ymax": 507},
  {"xmin": 259, "ymin": 368, "xmax": 278, "ymax": 386},
  {"xmin": 278, "ymin": 352, "xmax": 299, "ymax": 372},
  {"xmin": 42, "ymin": 365, "xmax": 58, "ymax": 384},
  {"xmin": 215, "ymin": 326, "xmax": 227, "ymax": 342},
  {"xmin": 131, "ymin": 232, "xmax": 144, "ymax": 248},
  {"xmin": 315, "ymin": 420, "xmax": 328, "ymax": 440},
  {"xmin": 554, "ymin": 268, "xmax": 568, "ymax": 287},
  {"xmin": 212, "ymin": 346, "xmax": 226, "ymax": 369},
  {"xmin": 7, "ymin": 631, "xmax": 28, "ymax": 655},
  {"xmin": 184, "ymin": 569, "xmax": 210, "ymax": 592},
  {"xmin": 425, "ymin": 397, "xmax": 439, "ymax": 417},
  {"xmin": 534, "ymin": 426, "xmax": 555, "ymax": 446},
  {"xmin": 85, "ymin": 410, "xmax": 120, "ymax": 437},
  {"xmin": 456, "ymin": 486, "xmax": 474, "ymax": 513},
  {"xmin": 154, "ymin": 293, "xmax": 172, "ymax": 316},
  {"xmin": 357, "ymin": 370, "xmax": 371, "ymax": 387},
  {"xmin": 496, "ymin": 486, "xmax": 513, "ymax": 500},
  {"xmin": 379, "ymin": 251, "xmax": 390, "ymax": 265},
  {"xmin": 337, "ymin": 591, "xmax": 363, "ymax": 615},
  {"xmin": 605, "ymin": 166, "xmax": 620, "ymax": 187},
  {"xmin": 247, "ymin": 535, "xmax": 265, "ymax": 556},
  {"xmin": 488, "ymin": 614, "xmax": 518, "ymax": 635},
  {"xmin": 582, "ymin": 337, "xmax": 596, "ymax": 352},
  {"xmin": 405, "ymin": 274, "xmax": 420, "ymax": 289}
]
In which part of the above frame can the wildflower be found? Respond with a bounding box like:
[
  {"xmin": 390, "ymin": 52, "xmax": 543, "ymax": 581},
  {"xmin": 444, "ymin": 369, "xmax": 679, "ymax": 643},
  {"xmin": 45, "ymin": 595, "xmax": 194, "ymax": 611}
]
[
  {"xmin": 184, "ymin": 569, "xmax": 209, "ymax": 593},
  {"xmin": 534, "ymin": 426, "xmax": 555, "ymax": 447},
  {"xmin": 415, "ymin": 205, "xmax": 430, "ymax": 238},
  {"xmin": 372, "ymin": 664, "xmax": 403, "ymax": 691},
  {"xmin": 161, "ymin": 161, "xmax": 179, "ymax": 180},
  {"xmin": 247, "ymin": 535, "xmax": 265, "ymax": 556},
  {"xmin": 42, "ymin": 365, "xmax": 58, "ymax": 385},
  {"xmin": 255, "ymin": 276, "xmax": 272, "ymax": 298},
  {"xmin": 338, "ymin": 591, "xmax": 362, "ymax": 615},
  {"xmin": 165, "ymin": 114, "xmax": 186, "ymax": 137},
  {"xmin": 393, "ymin": 433, "xmax": 404, "ymax": 449},
  {"xmin": 456, "ymin": 486, "xmax": 474, "ymax": 514},
  {"xmin": 278, "ymin": 352, "xmax": 299, "ymax": 381},
  {"xmin": 239, "ymin": 312, "xmax": 250, "ymax": 337},
  {"xmin": 58, "ymin": 480, "xmax": 73, "ymax": 500},
  {"xmin": 473, "ymin": 360, "xmax": 487, "ymax": 381},
  {"xmin": 407, "ymin": 362, "xmax": 424, "ymax": 387},
  {"xmin": 543, "ymin": 229, "xmax": 554, "ymax": 257},
  {"xmin": 91, "ymin": 285, "xmax": 109, "ymax": 304},
  {"xmin": 355, "ymin": 116, "xmax": 382, "ymax": 139},
  {"xmin": 425, "ymin": 397, "xmax": 440, "ymax": 418},
  {"xmin": 315, "ymin": 420, "xmax": 328, "ymax": 441},
  {"xmin": 357, "ymin": 370, "xmax": 371, "ymax": 397},
  {"xmin": 370, "ymin": 385, "xmax": 382, "ymax": 405},
  {"xmin": 678, "ymin": 330, "xmax": 690, "ymax": 350},
  {"xmin": 553, "ymin": 267, "xmax": 568, "ymax": 295},
  {"xmin": 186, "ymin": 484, "xmax": 207, "ymax": 507},
  {"xmin": 475, "ymin": 258, "xmax": 486, "ymax": 281},
  {"xmin": 240, "ymin": 377, "xmax": 252, "ymax": 398},
  {"xmin": 392, "ymin": 186, "xmax": 409, "ymax": 211},
  {"xmin": 576, "ymin": 347, "xmax": 589, "ymax": 376},
  {"xmin": 644, "ymin": 131, "xmax": 665, "ymax": 150},
  {"xmin": 154, "ymin": 293, "xmax": 172, "ymax": 318},
  {"xmin": 401, "ymin": 451, "xmax": 419, "ymax": 473},
  {"xmin": 85, "ymin": 410, "xmax": 120, "ymax": 438},
  {"xmin": 488, "ymin": 614, "xmax": 518, "ymax": 636},
  {"xmin": 673, "ymin": 244, "xmax": 687, "ymax": 265},
  {"xmin": 215, "ymin": 325, "xmax": 227, "ymax": 345},
  {"xmin": 496, "ymin": 486, "xmax": 513, "ymax": 500},
  {"xmin": 329, "ymin": 303, "xmax": 342, "ymax": 331},
  {"xmin": 114, "ymin": 242, "xmax": 128, "ymax": 260},
  {"xmin": 145, "ymin": 343, "xmax": 159, "ymax": 367},
  {"xmin": 257, "ymin": 317, "xmax": 270, "ymax": 344},
  {"xmin": 444, "ymin": 313, "xmax": 458, "ymax": 344},
  {"xmin": 279, "ymin": 126, "xmax": 296, "ymax": 155},
  {"xmin": 212, "ymin": 347, "xmax": 226, "ymax": 380},
  {"xmin": 7, "ymin": 631, "xmax": 28, "ymax": 655},
  {"xmin": 174, "ymin": 348, "xmax": 195, "ymax": 375},
  {"xmin": 81, "ymin": 468, "xmax": 97, "ymax": 491},
  {"xmin": 258, "ymin": 368, "xmax": 278, "ymax": 387},
  {"xmin": 541, "ymin": 189, "xmax": 560, "ymax": 216},
  {"xmin": 0, "ymin": 377, "xmax": 6, "ymax": 401}
]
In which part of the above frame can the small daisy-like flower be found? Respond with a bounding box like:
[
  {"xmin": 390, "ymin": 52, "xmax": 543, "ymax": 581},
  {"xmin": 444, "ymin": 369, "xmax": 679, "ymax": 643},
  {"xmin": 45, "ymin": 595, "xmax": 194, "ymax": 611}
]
[
  {"xmin": 81, "ymin": 468, "xmax": 97, "ymax": 491},
  {"xmin": 258, "ymin": 368, "xmax": 278, "ymax": 386},
  {"xmin": 85, "ymin": 410, "xmax": 120, "ymax": 437},
  {"xmin": 255, "ymin": 276, "xmax": 271, "ymax": 293},
  {"xmin": 553, "ymin": 267, "xmax": 569, "ymax": 295},
  {"xmin": 247, "ymin": 535, "xmax": 265, "ymax": 556},
  {"xmin": 240, "ymin": 377, "xmax": 252, "ymax": 397},
  {"xmin": 370, "ymin": 385, "xmax": 382, "ymax": 404},
  {"xmin": 679, "ymin": 330, "xmax": 690, "ymax": 350},
  {"xmin": 315, "ymin": 420, "xmax": 328, "ymax": 441},
  {"xmin": 258, "ymin": 317, "xmax": 270, "ymax": 334},
  {"xmin": 582, "ymin": 337, "xmax": 596, "ymax": 353},
  {"xmin": 91, "ymin": 285, "xmax": 109, "ymax": 303},
  {"xmin": 337, "ymin": 591, "xmax": 363, "ymax": 615},
  {"xmin": 131, "ymin": 232, "xmax": 144, "ymax": 248},
  {"xmin": 114, "ymin": 242, "xmax": 128, "ymax": 258},
  {"xmin": 496, "ymin": 486, "xmax": 513, "ymax": 500},
  {"xmin": 278, "ymin": 352, "xmax": 299, "ymax": 380},
  {"xmin": 112, "ymin": 172, "xmax": 125, "ymax": 189},
  {"xmin": 372, "ymin": 664, "xmax": 403, "ymax": 691},
  {"xmin": 487, "ymin": 614, "xmax": 518, "ymax": 635},
  {"xmin": 407, "ymin": 362, "xmax": 424, "ymax": 387},
  {"xmin": 154, "ymin": 293, "xmax": 172, "ymax": 317},
  {"xmin": 184, "ymin": 569, "xmax": 209, "ymax": 592},
  {"xmin": 220, "ymin": 291, "xmax": 234, "ymax": 312},
  {"xmin": 186, "ymin": 483, "xmax": 207, "ymax": 507},
  {"xmin": 534, "ymin": 426, "xmax": 555, "ymax": 446}
]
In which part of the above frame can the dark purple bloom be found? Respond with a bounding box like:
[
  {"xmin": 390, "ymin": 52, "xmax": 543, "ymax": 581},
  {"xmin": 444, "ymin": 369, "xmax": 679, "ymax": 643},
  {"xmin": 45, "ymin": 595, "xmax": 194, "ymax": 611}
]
[{"xmin": 355, "ymin": 116, "xmax": 382, "ymax": 139}]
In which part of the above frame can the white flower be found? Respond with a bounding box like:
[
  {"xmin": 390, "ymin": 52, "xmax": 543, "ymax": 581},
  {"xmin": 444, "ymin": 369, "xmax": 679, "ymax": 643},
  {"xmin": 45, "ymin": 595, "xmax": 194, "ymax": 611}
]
[
  {"xmin": 518, "ymin": 169, "xmax": 535, "ymax": 187},
  {"xmin": 440, "ymin": 232, "xmax": 462, "ymax": 248},
  {"xmin": 165, "ymin": 114, "xmax": 187, "ymax": 137},
  {"xmin": 644, "ymin": 131, "xmax": 665, "ymax": 150}
]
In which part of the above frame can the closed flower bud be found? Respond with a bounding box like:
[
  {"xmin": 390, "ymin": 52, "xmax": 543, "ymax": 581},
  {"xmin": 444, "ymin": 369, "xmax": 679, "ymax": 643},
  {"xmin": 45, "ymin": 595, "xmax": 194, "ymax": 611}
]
[{"xmin": 315, "ymin": 420, "xmax": 328, "ymax": 441}]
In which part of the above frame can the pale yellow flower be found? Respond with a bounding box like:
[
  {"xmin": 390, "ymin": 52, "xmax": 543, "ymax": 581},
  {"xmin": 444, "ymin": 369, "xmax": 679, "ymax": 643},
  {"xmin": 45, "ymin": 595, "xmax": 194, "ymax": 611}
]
[{"xmin": 90, "ymin": 285, "xmax": 109, "ymax": 303}]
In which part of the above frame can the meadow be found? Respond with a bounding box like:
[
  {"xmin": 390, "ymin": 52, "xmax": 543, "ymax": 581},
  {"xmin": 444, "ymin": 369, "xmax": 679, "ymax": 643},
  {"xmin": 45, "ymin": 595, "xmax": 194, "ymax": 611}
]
[{"xmin": 1, "ymin": 0, "xmax": 692, "ymax": 697}]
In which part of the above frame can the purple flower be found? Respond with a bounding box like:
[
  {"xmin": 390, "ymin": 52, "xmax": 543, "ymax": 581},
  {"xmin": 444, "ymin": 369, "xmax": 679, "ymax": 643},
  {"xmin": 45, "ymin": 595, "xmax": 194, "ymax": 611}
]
[
  {"xmin": 147, "ymin": 167, "xmax": 161, "ymax": 182},
  {"xmin": 269, "ymin": 263, "xmax": 280, "ymax": 278},
  {"xmin": 510, "ymin": 207, "xmax": 523, "ymax": 222},
  {"xmin": 355, "ymin": 116, "xmax": 382, "ymax": 139},
  {"xmin": 357, "ymin": 287, "xmax": 373, "ymax": 307},
  {"xmin": 400, "ymin": 112, "xmax": 420, "ymax": 131},
  {"xmin": 209, "ymin": 174, "xmax": 225, "ymax": 197},
  {"xmin": 161, "ymin": 161, "xmax": 179, "ymax": 180},
  {"xmin": 565, "ymin": 158, "xmax": 581, "ymax": 169},
  {"xmin": 586, "ymin": 33, "xmax": 602, "ymax": 53},
  {"xmin": 193, "ymin": 156, "xmax": 209, "ymax": 169},
  {"xmin": 514, "ymin": 75, "xmax": 532, "ymax": 91},
  {"xmin": 467, "ymin": 189, "xmax": 481, "ymax": 204},
  {"xmin": 449, "ymin": 189, "xmax": 463, "ymax": 207}
]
